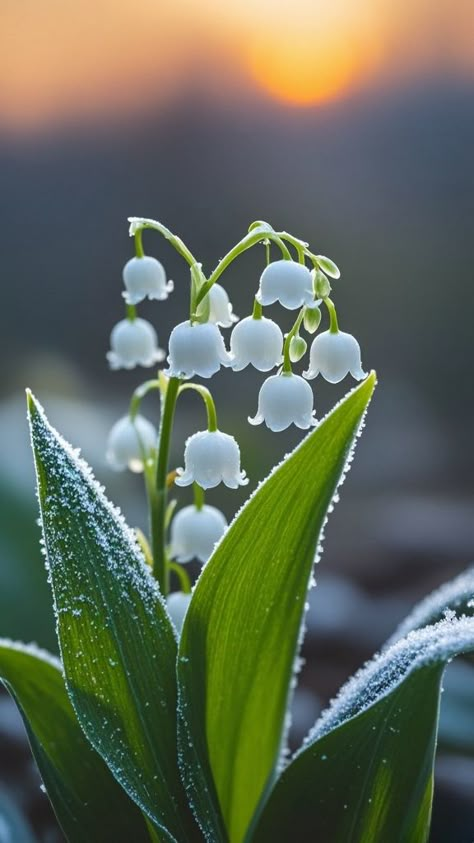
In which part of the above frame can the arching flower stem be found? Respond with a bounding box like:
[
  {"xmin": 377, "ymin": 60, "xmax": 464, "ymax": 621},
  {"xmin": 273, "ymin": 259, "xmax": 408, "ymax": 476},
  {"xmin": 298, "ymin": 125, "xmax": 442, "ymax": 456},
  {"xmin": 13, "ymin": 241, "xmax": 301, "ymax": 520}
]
[
  {"xmin": 283, "ymin": 307, "xmax": 306, "ymax": 374},
  {"xmin": 178, "ymin": 383, "xmax": 218, "ymax": 432},
  {"xmin": 168, "ymin": 561, "xmax": 192, "ymax": 594},
  {"xmin": 128, "ymin": 379, "xmax": 161, "ymax": 421},
  {"xmin": 324, "ymin": 298, "xmax": 340, "ymax": 334}
]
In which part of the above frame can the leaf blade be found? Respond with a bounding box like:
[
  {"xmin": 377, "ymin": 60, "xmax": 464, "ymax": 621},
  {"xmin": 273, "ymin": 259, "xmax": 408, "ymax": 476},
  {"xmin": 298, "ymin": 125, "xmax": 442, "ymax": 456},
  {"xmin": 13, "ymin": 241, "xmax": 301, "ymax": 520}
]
[
  {"xmin": 0, "ymin": 640, "xmax": 149, "ymax": 843},
  {"xmin": 252, "ymin": 616, "xmax": 474, "ymax": 843},
  {"xmin": 178, "ymin": 374, "xmax": 377, "ymax": 842},
  {"xmin": 27, "ymin": 393, "xmax": 198, "ymax": 842}
]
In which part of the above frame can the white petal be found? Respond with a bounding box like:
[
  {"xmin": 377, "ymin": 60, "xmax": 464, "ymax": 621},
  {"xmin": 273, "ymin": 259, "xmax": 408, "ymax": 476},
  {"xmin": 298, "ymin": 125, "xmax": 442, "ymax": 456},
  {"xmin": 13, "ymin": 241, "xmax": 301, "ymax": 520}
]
[
  {"xmin": 257, "ymin": 260, "xmax": 314, "ymax": 311},
  {"xmin": 166, "ymin": 321, "xmax": 231, "ymax": 379},
  {"xmin": 106, "ymin": 414, "xmax": 157, "ymax": 472},
  {"xmin": 208, "ymin": 284, "xmax": 238, "ymax": 328},
  {"xmin": 170, "ymin": 504, "xmax": 227, "ymax": 563},
  {"xmin": 166, "ymin": 592, "xmax": 192, "ymax": 634},
  {"xmin": 250, "ymin": 373, "xmax": 316, "ymax": 432},
  {"xmin": 122, "ymin": 256, "xmax": 170, "ymax": 304},
  {"xmin": 230, "ymin": 316, "xmax": 283, "ymax": 372},
  {"xmin": 305, "ymin": 331, "xmax": 365, "ymax": 384},
  {"xmin": 107, "ymin": 318, "xmax": 164, "ymax": 370}
]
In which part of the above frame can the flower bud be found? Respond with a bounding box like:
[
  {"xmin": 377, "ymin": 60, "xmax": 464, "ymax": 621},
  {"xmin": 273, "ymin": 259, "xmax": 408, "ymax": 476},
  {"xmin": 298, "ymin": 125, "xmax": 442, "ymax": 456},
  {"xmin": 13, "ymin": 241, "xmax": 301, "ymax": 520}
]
[
  {"xmin": 107, "ymin": 318, "xmax": 165, "ymax": 370},
  {"xmin": 303, "ymin": 306, "xmax": 322, "ymax": 334},
  {"xmin": 122, "ymin": 256, "xmax": 173, "ymax": 305},
  {"xmin": 170, "ymin": 504, "xmax": 227, "ymax": 563},
  {"xmin": 303, "ymin": 331, "xmax": 367, "ymax": 383},
  {"xmin": 230, "ymin": 315, "xmax": 283, "ymax": 372},
  {"xmin": 106, "ymin": 414, "xmax": 157, "ymax": 472},
  {"xmin": 256, "ymin": 260, "xmax": 317, "ymax": 310},
  {"xmin": 313, "ymin": 269, "xmax": 331, "ymax": 299},
  {"xmin": 289, "ymin": 335, "xmax": 307, "ymax": 363},
  {"xmin": 207, "ymin": 284, "xmax": 238, "ymax": 328},
  {"xmin": 316, "ymin": 255, "xmax": 340, "ymax": 279},
  {"xmin": 165, "ymin": 321, "xmax": 232, "ymax": 379},
  {"xmin": 167, "ymin": 591, "xmax": 192, "ymax": 634},
  {"xmin": 249, "ymin": 373, "xmax": 316, "ymax": 432},
  {"xmin": 176, "ymin": 430, "xmax": 248, "ymax": 489}
]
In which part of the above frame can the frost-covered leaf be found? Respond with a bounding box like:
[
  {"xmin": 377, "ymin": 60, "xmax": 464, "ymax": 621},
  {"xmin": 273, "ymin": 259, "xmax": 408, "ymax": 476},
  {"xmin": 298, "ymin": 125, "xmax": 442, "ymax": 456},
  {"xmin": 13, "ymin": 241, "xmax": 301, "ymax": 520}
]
[
  {"xmin": 27, "ymin": 393, "xmax": 198, "ymax": 843},
  {"xmin": 0, "ymin": 787, "xmax": 36, "ymax": 843},
  {"xmin": 252, "ymin": 616, "xmax": 474, "ymax": 843},
  {"xmin": 0, "ymin": 640, "xmax": 148, "ymax": 842},
  {"xmin": 178, "ymin": 374, "xmax": 376, "ymax": 843},
  {"xmin": 386, "ymin": 565, "xmax": 474, "ymax": 646}
]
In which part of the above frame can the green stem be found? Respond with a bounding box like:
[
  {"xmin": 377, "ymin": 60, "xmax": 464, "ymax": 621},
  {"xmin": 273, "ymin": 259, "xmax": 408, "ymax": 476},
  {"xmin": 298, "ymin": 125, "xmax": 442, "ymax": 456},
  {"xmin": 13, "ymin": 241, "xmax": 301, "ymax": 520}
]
[
  {"xmin": 128, "ymin": 217, "xmax": 198, "ymax": 267},
  {"xmin": 193, "ymin": 482, "xmax": 205, "ymax": 510},
  {"xmin": 126, "ymin": 303, "xmax": 137, "ymax": 321},
  {"xmin": 178, "ymin": 383, "xmax": 218, "ymax": 432},
  {"xmin": 168, "ymin": 561, "xmax": 192, "ymax": 594},
  {"xmin": 195, "ymin": 225, "xmax": 292, "ymax": 308},
  {"xmin": 134, "ymin": 229, "xmax": 145, "ymax": 258},
  {"xmin": 252, "ymin": 297, "xmax": 263, "ymax": 319},
  {"xmin": 129, "ymin": 379, "xmax": 160, "ymax": 420},
  {"xmin": 153, "ymin": 376, "xmax": 181, "ymax": 592},
  {"xmin": 283, "ymin": 308, "xmax": 305, "ymax": 373},
  {"xmin": 324, "ymin": 298, "xmax": 339, "ymax": 334}
]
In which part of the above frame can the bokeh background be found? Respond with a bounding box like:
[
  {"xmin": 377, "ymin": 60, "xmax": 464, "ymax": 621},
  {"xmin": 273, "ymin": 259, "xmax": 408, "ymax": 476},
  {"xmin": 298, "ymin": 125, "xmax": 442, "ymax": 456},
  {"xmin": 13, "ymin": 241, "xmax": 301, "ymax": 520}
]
[{"xmin": 1, "ymin": 0, "xmax": 474, "ymax": 839}]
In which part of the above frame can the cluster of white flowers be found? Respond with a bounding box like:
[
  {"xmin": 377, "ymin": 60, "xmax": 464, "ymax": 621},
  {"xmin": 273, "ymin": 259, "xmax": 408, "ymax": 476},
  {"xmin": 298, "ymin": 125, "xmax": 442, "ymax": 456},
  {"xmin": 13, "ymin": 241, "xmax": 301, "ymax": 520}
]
[{"xmin": 104, "ymin": 222, "xmax": 367, "ymax": 628}]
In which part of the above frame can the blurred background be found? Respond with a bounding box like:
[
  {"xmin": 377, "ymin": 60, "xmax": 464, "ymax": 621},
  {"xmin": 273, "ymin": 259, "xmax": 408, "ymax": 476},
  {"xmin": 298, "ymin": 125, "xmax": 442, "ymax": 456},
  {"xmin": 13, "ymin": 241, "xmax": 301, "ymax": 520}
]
[{"xmin": 1, "ymin": 0, "xmax": 474, "ymax": 839}]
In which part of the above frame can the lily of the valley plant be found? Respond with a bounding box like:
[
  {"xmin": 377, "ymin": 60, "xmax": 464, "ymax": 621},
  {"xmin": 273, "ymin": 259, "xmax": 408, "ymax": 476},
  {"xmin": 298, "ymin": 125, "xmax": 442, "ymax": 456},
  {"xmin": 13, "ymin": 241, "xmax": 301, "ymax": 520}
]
[{"xmin": 1, "ymin": 217, "xmax": 473, "ymax": 842}]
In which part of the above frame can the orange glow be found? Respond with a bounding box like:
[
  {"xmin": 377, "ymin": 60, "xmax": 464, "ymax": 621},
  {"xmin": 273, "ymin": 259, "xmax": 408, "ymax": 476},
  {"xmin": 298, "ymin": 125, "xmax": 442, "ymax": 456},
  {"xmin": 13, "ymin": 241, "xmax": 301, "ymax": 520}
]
[
  {"xmin": 0, "ymin": 0, "xmax": 473, "ymax": 132},
  {"xmin": 248, "ymin": 43, "xmax": 369, "ymax": 106}
]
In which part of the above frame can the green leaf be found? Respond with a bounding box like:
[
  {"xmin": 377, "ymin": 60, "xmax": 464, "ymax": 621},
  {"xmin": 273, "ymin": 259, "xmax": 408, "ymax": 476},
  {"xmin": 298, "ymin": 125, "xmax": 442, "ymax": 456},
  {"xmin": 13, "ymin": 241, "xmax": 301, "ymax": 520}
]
[
  {"xmin": 0, "ymin": 787, "xmax": 36, "ymax": 843},
  {"xmin": 27, "ymin": 393, "xmax": 198, "ymax": 843},
  {"xmin": 0, "ymin": 640, "xmax": 149, "ymax": 842},
  {"xmin": 178, "ymin": 373, "xmax": 377, "ymax": 843},
  {"xmin": 386, "ymin": 565, "xmax": 474, "ymax": 645},
  {"xmin": 252, "ymin": 616, "xmax": 474, "ymax": 843}
]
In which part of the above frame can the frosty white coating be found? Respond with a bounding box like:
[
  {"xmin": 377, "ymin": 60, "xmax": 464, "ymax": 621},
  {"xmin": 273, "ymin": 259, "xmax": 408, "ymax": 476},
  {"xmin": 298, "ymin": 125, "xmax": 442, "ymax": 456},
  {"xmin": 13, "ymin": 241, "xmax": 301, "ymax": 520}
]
[
  {"xmin": 230, "ymin": 315, "xmax": 283, "ymax": 372},
  {"xmin": 107, "ymin": 318, "xmax": 165, "ymax": 370},
  {"xmin": 208, "ymin": 283, "xmax": 238, "ymax": 328},
  {"xmin": 303, "ymin": 330, "xmax": 366, "ymax": 384},
  {"xmin": 165, "ymin": 320, "xmax": 232, "ymax": 379},
  {"xmin": 249, "ymin": 373, "xmax": 316, "ymax": 432},
  {"xmin": 106, "ymin": 414, "xmax": 157, "ymax": 472},
  {"xmin": 175, "ymin": 430, "xmax": 248, "ymax": 489},
  {"xmin": 166, "ymin": 592, "xmax": 192, "ymax": 634},
  {"xmin": 170, "ymin": 504, "xmax": 228, "ymax": 563},
  {"xmin": 122, "ymin": 255, "xmax": 174, "ymax": 304},
  {"xmin": 256, "ymin": 259, "xmax": 316, "ymax": 310}
]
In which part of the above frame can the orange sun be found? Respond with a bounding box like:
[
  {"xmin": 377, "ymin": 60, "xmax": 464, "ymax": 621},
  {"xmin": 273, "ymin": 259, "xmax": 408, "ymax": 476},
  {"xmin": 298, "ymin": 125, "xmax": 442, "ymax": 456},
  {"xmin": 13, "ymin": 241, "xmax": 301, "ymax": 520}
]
[{"xmin": 246, "ymin": 34, "xmax": 375, "ymax": 107}]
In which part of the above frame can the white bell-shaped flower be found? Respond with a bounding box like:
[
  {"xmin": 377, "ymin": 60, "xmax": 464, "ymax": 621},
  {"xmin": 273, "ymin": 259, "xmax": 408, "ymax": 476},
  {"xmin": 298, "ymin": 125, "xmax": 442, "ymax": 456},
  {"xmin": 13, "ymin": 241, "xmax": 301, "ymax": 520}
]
[
  {"xmin": 208, "ymin": 283, "xmax": 238, "ymax": 328},
  {"xmin": 256, "ymin": 260, "xmax": 316, "ymax": 310},
  {"xmin": 176, "ymin": 429, "xmax": 248, "ymax": 489},
  {"xmin": 303, "ymin": 330, "xmax": 367, "ymax": 384},
  {"xmin": 167, "ymin": 591, "xmax": 192, "ymax": 634},
  {"xmin": 249, "ymin": 373, "xmax": 316, "ymax": 432},
  {"xmin": 229, "ymin": 316, "xmax": 283, "ymax": 372},
  {"xmin": 107, "ymin": 318, "xmax": 165, "ymax": 370},
  {"xmin": 170, "ymin": 504, "xmax": 227, "ymax": 563},
  {"xmin": 122, "ymin": 256, "xmax": 173, "ymax": 304},
  {"xmin": 165, "ymin": 320, "xmax": 232, "ymax": 379},
  {"xmin": 106, "ymin": 414, "xmax": 157, "ymax": 472}
]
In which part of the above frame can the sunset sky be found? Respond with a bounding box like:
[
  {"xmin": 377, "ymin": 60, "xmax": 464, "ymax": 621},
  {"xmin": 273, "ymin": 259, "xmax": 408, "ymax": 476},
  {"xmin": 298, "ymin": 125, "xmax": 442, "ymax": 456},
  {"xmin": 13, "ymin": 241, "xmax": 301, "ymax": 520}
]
[{"xmin": 1, "ymin": 0, "xmax": 473, "ymax": 132}]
